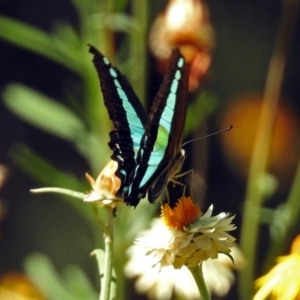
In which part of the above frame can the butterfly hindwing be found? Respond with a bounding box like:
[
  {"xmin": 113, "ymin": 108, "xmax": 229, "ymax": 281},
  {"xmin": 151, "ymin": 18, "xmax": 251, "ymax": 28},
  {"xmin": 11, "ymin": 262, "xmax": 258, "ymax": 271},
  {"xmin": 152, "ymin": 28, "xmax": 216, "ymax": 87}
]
[
  {"xmin": 89, "ymin": 45, "xmax": 147, "ymax": 193},
  {"xmin": 125, "ymin": 49, "xmax": 189, "ymax": 205}
]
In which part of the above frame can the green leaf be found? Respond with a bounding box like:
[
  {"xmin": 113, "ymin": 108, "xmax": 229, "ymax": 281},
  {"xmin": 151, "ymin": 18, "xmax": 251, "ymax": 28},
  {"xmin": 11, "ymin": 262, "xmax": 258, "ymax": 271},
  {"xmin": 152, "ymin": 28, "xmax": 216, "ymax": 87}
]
[
  {"xmin": 185, "ymin": 92, "xmax": 219, "ymax": 136},
  {"xmin": 114, "ymin": 201, "xmax": 156, "ymax": 247},
  {"xmin": 91, "ymin": 249, "xmax": 105, "ymax": 276},
  {"xmin": 257, "ymin": 173, "xmax": 278, "ymax": 200},
  {"xmin": 10, "ymin": 144, "xmax": 84, "ymax": 188},
  {"xmin": 0, "ymin": 15, "xmax": 81, "ymax": 72},
  {"xmin": 114, "ymin": 0, "xmax": 130, "ymax": 11},
  {"xmin": 62, "ymin": 265, "xmax": 98, "ymax": 299},
  {"xmin": 24, "ymin": 253, "xmax": 97, "ymax": 300},
  {"xmin": 220, "ymin": 252, "xmax": 235, "ymax": 265},
  {"xmin": 0, "ymin": 16, "xmax": 81, "ymax": 73},
  {"xmin": 89, "ymin": 13, "xmax": 137, "ymax": 33},
  {"xmin": 9, "ymin": 144, "xmax": 94, "ymax": 225},
  {"xmin": 3, "ymin": 84, "xmax": 86, "ymax": 143}
]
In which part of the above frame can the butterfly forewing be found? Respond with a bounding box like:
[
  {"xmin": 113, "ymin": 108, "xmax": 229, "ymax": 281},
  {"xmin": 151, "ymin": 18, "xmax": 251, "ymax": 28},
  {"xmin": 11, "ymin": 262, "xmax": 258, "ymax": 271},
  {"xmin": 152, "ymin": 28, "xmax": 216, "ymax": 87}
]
[{"xmin": 89, "ymin": 45, "xmax": 147, "ymax": 192}]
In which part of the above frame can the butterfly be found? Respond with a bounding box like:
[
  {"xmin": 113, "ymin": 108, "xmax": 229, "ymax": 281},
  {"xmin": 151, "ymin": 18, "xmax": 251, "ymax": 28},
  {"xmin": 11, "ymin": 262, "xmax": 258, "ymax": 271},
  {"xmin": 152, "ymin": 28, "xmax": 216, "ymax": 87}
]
[{"xmin": 89, "ymin": 45, "xmax": 189, "ymax": 206}]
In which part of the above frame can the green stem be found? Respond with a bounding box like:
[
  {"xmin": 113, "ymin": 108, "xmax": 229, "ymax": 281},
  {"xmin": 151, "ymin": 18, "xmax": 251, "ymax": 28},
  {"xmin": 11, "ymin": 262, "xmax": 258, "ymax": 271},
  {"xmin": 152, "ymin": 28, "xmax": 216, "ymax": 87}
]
[
  {"xmin": 85, "ymin": 0, "xmax": 115, "ymax": 167},
  {"xmin": 238, "ymin": 0, "xmax": 299, "ymax": 298},
  {"xmin": 30, "ymin": 187, "xmax": 85, "ymax": 199},
  {"xmin": 189, "ymin": 264, "xmax": 211, "ymax": 300},
  {"xmin": 99, "ymin": 0, "xmax": 115, "ymax": 57},
  {"xmin": 264, "ymin": 158, "xmax": 300, "ymax": 268},
  {"xmin": 129, "ymin": 0, "xmax": 148, "ymax": 103},
  {"xmin": 100, "ymin": 207, "xmax": 114, "ymax": 300}
]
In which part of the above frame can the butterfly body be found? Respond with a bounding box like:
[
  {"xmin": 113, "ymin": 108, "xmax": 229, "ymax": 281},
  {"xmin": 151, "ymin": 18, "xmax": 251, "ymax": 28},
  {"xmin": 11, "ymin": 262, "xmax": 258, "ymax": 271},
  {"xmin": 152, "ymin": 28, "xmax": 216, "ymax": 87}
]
[{"xmin": 89, "ymin": 45, "xmax": 189, "ymax": 206}]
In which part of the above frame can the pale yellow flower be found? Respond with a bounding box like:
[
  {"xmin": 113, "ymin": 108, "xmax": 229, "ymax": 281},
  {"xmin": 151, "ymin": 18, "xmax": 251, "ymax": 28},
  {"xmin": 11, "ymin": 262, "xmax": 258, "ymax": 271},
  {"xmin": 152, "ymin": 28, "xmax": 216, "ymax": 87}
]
[
  {"xmin": 254, "ymin": 235, "xmax": 300, "ymax": 300},
  {"xmin": 160, "ymin": 197, "xmax": 236, "ymax": 269},
  {"xmin": 125, "ymin": 198, "xmax": 240, "ymax": 300},
  {"xmin": 125, "ymin": 196, "xmax": 236, "ymax": 268},
  {"xmin": 84, "ymin": 160, "xmax": 125, "ymax": 208}
]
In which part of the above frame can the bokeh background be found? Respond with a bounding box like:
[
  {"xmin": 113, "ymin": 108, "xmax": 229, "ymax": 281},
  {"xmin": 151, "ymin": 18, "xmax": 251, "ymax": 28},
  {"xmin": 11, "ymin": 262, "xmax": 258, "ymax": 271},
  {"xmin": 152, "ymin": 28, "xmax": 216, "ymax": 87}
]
[{"xmin": 0, "ymin": 0, "xmax": 299, "ymax": 299}]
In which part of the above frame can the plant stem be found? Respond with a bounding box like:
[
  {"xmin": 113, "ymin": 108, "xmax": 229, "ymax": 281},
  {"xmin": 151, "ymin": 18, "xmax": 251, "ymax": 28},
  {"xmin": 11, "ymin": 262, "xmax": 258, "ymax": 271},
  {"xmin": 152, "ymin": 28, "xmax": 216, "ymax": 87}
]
[
  {"xmin": 189, "ymin": 264, "xmax": 211, "ymax": 300},
  {"xmin": 264, "ymin": 158, "xmax": 300, "ymax": 269},
  {"xmin": 100, "ymin": 207, "xmax": 114, "ymax": 300},
  {"xmin": 30, "ymin": 187, "xmax": 85, "ymax": 199},
  {"xmin": 238, "ymin": 0, "xmax": 299, "ymax": 298},
  {"xmin": 129, "ymin": 0, "xmax": 148, "ymax": 103}
]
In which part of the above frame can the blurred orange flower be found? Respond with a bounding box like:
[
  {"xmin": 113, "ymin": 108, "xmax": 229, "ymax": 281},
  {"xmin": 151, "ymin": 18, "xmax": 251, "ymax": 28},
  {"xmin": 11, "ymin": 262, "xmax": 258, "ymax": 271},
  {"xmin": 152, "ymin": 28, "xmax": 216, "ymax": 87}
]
[
  {"xmin": 149, "ymin": 0, "xmax": 215, "ymax": 91},
  {"xmin": 0, "ymin": 272, "xmax": 45, "ymax": 300},
  {"xmin": 219, "ymin": 93, "xmax": 300, "ymax": 187}
]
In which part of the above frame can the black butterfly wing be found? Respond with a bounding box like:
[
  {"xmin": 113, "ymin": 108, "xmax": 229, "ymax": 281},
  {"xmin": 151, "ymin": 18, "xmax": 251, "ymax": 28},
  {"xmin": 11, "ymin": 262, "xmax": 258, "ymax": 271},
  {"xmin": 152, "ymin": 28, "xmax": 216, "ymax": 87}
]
[
  {"xmin": 125, "ymin": 48, "xmax": 189, "ymax": 205},
  {"xmin": 89, "ymin": 45, "xmax": 147, "ymax": 196}
]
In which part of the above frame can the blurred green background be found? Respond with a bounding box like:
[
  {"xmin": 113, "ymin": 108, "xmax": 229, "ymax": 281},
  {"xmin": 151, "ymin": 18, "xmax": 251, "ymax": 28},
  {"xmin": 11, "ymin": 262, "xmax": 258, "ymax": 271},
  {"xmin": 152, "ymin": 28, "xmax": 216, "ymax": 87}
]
[{"xmin": 0, "ymin": 0, "xmax": 299, "ymax": 299}]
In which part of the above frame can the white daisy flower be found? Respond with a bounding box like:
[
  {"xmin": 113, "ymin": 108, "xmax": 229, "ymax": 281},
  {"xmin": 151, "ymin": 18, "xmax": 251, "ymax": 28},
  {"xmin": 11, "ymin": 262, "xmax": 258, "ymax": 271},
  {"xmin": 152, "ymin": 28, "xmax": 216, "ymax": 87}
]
[
  {"xmin": 125, "ymin": 197, "xmax": 238, "ymax": 299},
  {"xmin": 138, "ymin": 197, "xmax": 236, "ymax": 269}
]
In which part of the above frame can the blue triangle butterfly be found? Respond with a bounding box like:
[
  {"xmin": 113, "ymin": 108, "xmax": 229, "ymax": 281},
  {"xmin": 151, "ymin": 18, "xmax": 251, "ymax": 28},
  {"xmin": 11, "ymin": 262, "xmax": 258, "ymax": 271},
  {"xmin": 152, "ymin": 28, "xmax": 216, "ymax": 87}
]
[{"xmin": 89, "ymin": 45, "xmax": 189, "ymax": 206}]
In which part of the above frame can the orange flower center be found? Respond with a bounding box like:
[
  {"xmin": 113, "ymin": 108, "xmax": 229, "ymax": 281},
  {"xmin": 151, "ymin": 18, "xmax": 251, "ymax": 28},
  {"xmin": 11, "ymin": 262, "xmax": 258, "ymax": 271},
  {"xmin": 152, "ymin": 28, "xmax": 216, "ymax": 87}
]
[{"xmin": 161, "ymin": 197, "xmax": 202, "ymax": 230}]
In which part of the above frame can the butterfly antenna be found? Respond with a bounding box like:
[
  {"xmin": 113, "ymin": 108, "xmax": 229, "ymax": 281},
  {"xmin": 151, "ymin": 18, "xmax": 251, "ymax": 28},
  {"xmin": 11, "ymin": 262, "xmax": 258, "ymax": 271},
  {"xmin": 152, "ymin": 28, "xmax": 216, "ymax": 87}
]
[{"xmin": 182, "ymin": 125, "xmax": 233, "ymax": 147}]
